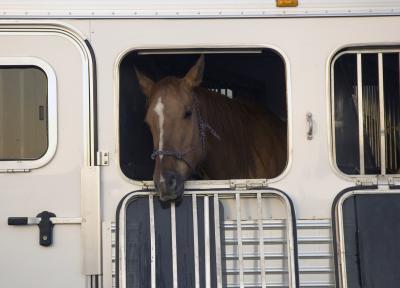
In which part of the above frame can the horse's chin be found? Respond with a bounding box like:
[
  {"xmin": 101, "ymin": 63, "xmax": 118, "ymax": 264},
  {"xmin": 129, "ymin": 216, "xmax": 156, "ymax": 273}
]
[{"xmin": 158, "ymin": 182, "xmax": 185, "ymax": 206}]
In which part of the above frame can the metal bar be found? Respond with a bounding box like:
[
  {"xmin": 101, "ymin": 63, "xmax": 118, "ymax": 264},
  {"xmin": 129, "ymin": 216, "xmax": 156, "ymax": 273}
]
[
  {"xmin": 375, "ymin": 87, "xmax": 380, "ymax": 167},
  {"xmin": 171, "ymin": 202, "xmax": 178, "ymax": 288},
  {"xmin": 235, "ymin": 193, "xmax": 245, "ymax": 288},
  {"xmin": 389, "ymin": 92, "xmax": 393, "ymax": 170},
  {"xmin": 224, "ymin": 267, "xmax": 333, "ymax": 274},
  {"xmin": 213, "ymin": 194, "xmax": 223, "ymax": 288},
  {"xmin": 357, "ymin": 54, "xmax": 365, "ymax": 174},
  {"xmin": 257, "ymin": 193, "xmax": 267, "ymax": 288},
  {"xmin": 224, "ymin": 251, "xmax": 332, "ymax": 260},
  {"xmin": 396, "ymin": 52, "xmax": 400, "ymax": 170},
  {"xmin": 12, "ymin": 217, "xmax": 83, "ymax": 225},
  {"xmin": 192, "ymin": 194, "xmax": 200, "ymax": 288},
  {"xmin": 224, "ymin": 236, "xmax": 330, "ymax": 245},
  {"xmin": 365, "ymin": 88, "xmax": 370, "ymax": 152},
  {"xmin": 224, "ymin": 219, "xmax": 285, "ymax": 230},
  {"xmin": 378, "ymin": 53, "xmax": 386, "ymax": 175},
  {"xmin": 149, "ymin": 195, "xmax": 156, "ymax": 288},
  {"xmin": 370, "ymin": 86, "xmax": 376, "ymax": 166},
  {"xmin": 392, "ymin": 93, "xmax": 396, "ymax": 170},
  {"xmin": 369, "ymin": 87, "xmax": 375, "ymax": 166},
  {"xmin": 138, "ymin": 49, "xmax": 263, "ymax": 55},
  {"xmin": 375, "ymin": 86, "xmax": 380, "ymax": 167},
  {"xmin": 394, "ymin": 92, "xmax": 398, "ymax": 170},
  {"xmin": 50, "ymin": 217, "xmax": 82, "ymax": 224},
  {"xmin": 27, "ymin": 217, "xmax": 40, "ymax": 225},
  {"xmin": 204, "ymin": 196, "xmax": 211, "ymax": 288}
]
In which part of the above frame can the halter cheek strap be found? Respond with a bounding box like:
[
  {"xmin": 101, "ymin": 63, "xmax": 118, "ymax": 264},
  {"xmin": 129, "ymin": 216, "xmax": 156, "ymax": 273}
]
[
  {"xmin": 150, "ymin": 149, "xmax": 195, "ymax": 171},
  {"xmin": 150, "ymin": 95, "xmax": 220, "ymax": 172}
]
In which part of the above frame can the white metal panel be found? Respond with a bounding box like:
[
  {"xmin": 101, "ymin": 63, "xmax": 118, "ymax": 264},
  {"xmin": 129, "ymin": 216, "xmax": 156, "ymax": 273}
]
[
  {"xmin": 3, "ymin": 15, "xmax": 394, "ymax": 288},
  {"xmin": 90, "ymin": 16, "xmax": 400, "ymax": 225},
  {"xmin": 0, "ymin": 0, "xmax": 399, "ymax": 18},
  {"xmin": 0, "ymin": 26, "xmax": 93, "ymax": 288}
]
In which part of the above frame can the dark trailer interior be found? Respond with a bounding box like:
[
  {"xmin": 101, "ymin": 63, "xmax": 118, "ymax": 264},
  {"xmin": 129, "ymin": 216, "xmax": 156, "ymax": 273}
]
[
  {"xmin": 119, "ymin": 49, "xmax": 288, "ymax": 181},
  {"xmin": 333, "ymin": 52, "xmax": 400, "ymax": 175}
]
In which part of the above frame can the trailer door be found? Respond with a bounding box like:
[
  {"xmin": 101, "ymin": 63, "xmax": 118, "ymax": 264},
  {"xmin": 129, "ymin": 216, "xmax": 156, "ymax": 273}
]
[
  {"xmin": 0, "ymin": 24, "xmax": 100, "ymax": 288},
  {"xmin": 116, "ymin": 188, "xmax": 298, "ymax": 288},
  {"xmin": 333, "ymin": 187, "xmax": 400, "ymax": 288},
  {"xmin": 331, "ymin": 47, "xmax": 400, "ymax": 288}
]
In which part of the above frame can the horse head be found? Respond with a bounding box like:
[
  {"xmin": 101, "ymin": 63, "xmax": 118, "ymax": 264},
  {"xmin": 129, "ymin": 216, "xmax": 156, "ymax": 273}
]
[{"xmin": 136, "ymin": 56, "xmax": 207, "ymax": 202}]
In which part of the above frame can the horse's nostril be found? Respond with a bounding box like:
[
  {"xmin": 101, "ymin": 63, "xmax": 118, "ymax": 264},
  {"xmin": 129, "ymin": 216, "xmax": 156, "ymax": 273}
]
[
  {"xmin": 166, "ymin": 173, "xmax": 177, "ymax": 190},
  {"xmin": 163, "ymin": 171, "xmax": 179, "ymax": 191}
]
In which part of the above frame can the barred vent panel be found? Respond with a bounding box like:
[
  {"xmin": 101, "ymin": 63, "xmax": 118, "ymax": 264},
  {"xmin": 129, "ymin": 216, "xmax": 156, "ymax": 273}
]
[
  {"xmin": 117, "ymin": 190, "xmax": 297, "ymax": 288},
  {"xmin": 332, "ymin": 50, "xmax": 400, "ymax": 176}
]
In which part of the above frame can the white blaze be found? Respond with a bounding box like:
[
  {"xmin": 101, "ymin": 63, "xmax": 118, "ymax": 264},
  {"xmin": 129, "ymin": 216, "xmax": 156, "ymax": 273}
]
[{"xmin": 154, "ymin": 97, "xmax": 165, "ymax": 183}]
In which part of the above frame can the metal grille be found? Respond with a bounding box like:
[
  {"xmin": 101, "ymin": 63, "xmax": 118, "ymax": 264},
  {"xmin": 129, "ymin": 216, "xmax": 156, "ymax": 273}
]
[
  {"xmin": 353, "ymin": 85, "xmax": 381, "ymax": 168},
  {"xmin": 118, "ymin": 190, "xmax": 297, "ymax": 288},
  {"xmin": 333, "ymin": 50, "xmax": 400, "ymax": 176},
  {"xmin": 209, "ymin": 88, "xmax": 234, "ymax": 98},
  {"xmin": 297, "ymin": 220, "xmax": 335, "ymax": 288}
]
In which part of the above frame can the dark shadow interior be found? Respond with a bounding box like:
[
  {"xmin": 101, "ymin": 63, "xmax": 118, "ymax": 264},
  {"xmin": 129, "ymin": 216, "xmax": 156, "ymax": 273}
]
[
  {"xmin": 123, "ymin": 196, "xmax": 225, "ymax": 288},
  {"xmin": 333, "ymin": 52, "xmax": 400, "ymax": 175},
  {"xmin": 341, "ymin": 194, "xmax": 400, "ymax": 288},
  {"xmin": 119, "ymin": 49, "xmax": 287, "ymax": 180}
]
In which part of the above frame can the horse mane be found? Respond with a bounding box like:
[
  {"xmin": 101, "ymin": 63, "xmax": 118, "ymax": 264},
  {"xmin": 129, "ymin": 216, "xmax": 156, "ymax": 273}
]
[{"xmin": 195, "ymin": 87, "xmax": 286, "ymax": 179}]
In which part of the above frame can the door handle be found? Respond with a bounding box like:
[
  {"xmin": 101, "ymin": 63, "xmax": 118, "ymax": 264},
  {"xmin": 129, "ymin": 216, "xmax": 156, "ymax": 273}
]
[
  {"xmin": 8, "ymin": 211, "xmax": 82, "ymax": 247},
  {"xmin": 306, "ymin": 112, "xmax": 314, "ymax": 140}
]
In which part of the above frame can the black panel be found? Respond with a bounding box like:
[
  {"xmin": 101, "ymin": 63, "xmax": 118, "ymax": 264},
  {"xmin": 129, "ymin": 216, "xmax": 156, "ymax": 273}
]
[
  {"xmin": 175, "ymin": 199, "xmax": 195, "ymax": 287},
  {"xmin": 125, "ymin": 198, "xmax": 151, "ymax": 287},
  {"xmin": 124, "ymin": 196, "xmax": 225, "ymax": 288},
  {"xmin": 342, "ymin": 193, "xmax": 400, "ymax": 288},
  {"xmin": 333, "ymin": 54, "xmax": 360, "ymax": 174}
]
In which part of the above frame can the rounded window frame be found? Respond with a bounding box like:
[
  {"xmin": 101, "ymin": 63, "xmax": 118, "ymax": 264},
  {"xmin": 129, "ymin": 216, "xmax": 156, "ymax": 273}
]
[
  {"xmin": 0, "ymin": 57, "xmax": 57, "ymax": 171},
  {"xmin": 328, "ymin": 45, "xmax": 400, "ymax": 181},
  {"xmin": 115, "ymin": 46, "xmax": 293, "ymax": 187}
]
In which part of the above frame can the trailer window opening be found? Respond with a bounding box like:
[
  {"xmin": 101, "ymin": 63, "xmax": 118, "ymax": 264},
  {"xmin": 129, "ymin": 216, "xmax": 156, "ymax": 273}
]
[
  {"xmin": 119, "ymin": 49, "xmax": 288, "ymax": 181},
  {"xmin": 0, "ymin": 66, "xmax": 49, "ymax": 161},
  {"xmin": 331, "ymin": 49, "xmax": 400, "ymax": 176}
]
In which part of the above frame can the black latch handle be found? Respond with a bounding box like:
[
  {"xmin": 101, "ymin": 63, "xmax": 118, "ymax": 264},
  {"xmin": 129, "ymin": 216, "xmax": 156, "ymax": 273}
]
[
  {"xmin": 8, "ymin": 211, "xmax": 56, "ymax": 247},
  {"xmin": 8, "ymin": 217, "xmax": 28, "ymax": 225},
  {"xmin": 7, "ymin": 212, "xmax": 81, "ymax": 247},
  {"xmin": 37, "ymin": 211, "xmax": 56, "ymax": 247}
]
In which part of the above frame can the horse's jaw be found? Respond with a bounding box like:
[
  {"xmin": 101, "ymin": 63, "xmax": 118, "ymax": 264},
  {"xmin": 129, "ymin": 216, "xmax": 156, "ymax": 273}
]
[{"xmin": 155, "ymin": 173, "xmax": 185, "ymax": 203}]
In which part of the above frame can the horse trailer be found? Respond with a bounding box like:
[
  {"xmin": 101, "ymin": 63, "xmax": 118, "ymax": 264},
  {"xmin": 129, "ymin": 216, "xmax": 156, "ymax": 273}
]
[{"xmin": 1, "ymin": 1, "xmax": 400, "ymax": 287}]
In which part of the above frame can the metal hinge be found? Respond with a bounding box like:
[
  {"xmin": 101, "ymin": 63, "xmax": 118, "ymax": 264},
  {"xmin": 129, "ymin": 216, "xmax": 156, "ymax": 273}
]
[
  {"xmin": 356, "ymin": 175, "xmax": 394, "ymax": 190},
  {"xmin": 377, "ymin": 175, "xmax": 393, "ymax": 190},
  {"xmin": 142, "ymin": 181, "xmax": 155, "ymax": 191},
  {"xmin": 0, "ymin": 168, "xmax": 31, "ymax": 173},
  {"xmin": 355, "ymin": 178, "xmax": 374, "ymax": 186},
  {"xmin": 230, "ymin": 180, "xmax": 268, "ymax": 190},
  {"xmin": 96, "ymin": 151, "xmax": 109, "ymax": 166}
]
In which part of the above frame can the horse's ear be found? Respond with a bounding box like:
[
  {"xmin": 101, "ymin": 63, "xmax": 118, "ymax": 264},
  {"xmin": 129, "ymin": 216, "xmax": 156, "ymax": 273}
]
[
  {"xmin": 184, "ymin": 55, "xmax": 204, "ymax": 87},
  {"xmin": 135, "ymin": 68, "xmax": 154, "ymax": 98}
]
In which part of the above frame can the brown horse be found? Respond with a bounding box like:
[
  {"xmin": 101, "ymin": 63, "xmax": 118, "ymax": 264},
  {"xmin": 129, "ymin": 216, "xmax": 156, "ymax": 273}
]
[{"xmin": 136, "ymin": 55, "xmax": 287, "ymax": 202}]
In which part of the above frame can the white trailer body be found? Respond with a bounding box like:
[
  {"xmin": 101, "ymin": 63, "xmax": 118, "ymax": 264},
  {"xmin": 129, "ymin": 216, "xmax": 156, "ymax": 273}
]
[{"xmin": 0, "ymin": 1, "xmax": 399, "ymax": 288}]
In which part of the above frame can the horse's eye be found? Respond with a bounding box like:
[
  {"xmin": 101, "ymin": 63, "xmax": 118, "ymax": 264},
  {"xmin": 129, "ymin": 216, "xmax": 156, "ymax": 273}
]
[{"xmin": 184, "ymin": 110, "xmax": 193, "ymax": 119}]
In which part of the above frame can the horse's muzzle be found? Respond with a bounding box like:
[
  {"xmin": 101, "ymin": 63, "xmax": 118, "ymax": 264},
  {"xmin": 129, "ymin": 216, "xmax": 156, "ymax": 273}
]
[{"xmin": 156, "ymin": 170, "xmax": 185, "ymax": 203}]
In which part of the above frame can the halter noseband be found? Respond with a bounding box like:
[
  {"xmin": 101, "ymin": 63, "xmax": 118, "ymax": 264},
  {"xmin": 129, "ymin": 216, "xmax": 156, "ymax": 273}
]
[{"xmin": 150, "ymin": 95, "xmax": 220, "ymax": 171}]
